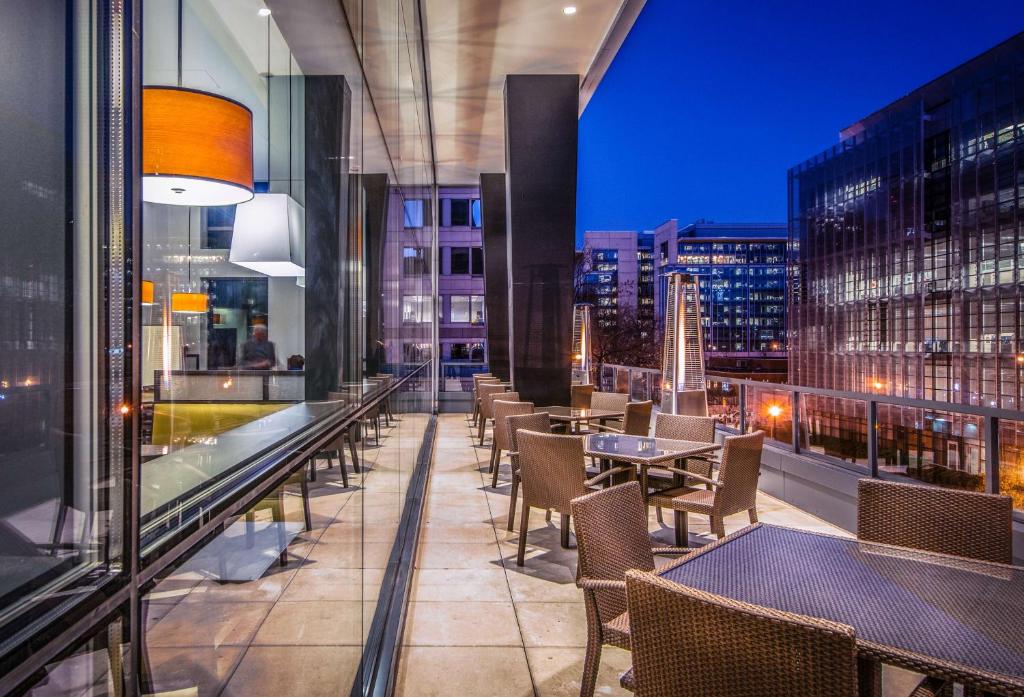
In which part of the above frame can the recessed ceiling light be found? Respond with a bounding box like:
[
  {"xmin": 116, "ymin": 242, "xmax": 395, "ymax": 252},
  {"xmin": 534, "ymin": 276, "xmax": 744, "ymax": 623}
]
[
  {"xmin": 563, "ymin": 6, "xmax": 577, "ymax": 15},
  {"xmin": 258, "ymin": 7, "xmax": 272, "ymax": 17}
]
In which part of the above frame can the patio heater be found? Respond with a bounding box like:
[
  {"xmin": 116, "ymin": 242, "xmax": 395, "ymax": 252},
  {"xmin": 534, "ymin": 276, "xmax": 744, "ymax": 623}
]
[
  {"xmin": 571, "ymin": 303, "xmax": 593, "ymax": 385},
  {"xmin": 660, "ymin": 272, "xmax": 707, "ymax": 414}
]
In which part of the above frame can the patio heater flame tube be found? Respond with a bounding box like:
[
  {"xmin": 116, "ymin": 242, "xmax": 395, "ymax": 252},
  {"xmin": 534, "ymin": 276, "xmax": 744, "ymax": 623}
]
[
  {"xmin": 571, "ymin": 303, "xmax": 593, "ymax": 385},
  {"xmin": 660, "ymin": 272, "xmax": 706, "ymax": 414}
]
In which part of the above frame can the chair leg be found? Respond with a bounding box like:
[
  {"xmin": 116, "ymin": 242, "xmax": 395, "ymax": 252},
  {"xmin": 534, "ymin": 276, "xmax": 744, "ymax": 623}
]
[
  {"xmin": 490, "ymin": 449, "xmax": 503, "ymax": 488},
  {"xmin": 655, "ymin": 506, "xmax": 664, "ymax": 525},
  {"xmin": 339, "ymin": 453, "xmax": 349, "ymax": 488},
  {"xmin": 488, "ymin": 443, "xmax": 498, "ymax": 474},
  {"xmin": 711, "ymin": 516, "xmax": 726, "ymax": 539},
  {"xmin": 545, "ymin": 509, "xmax": 552, "ymax": 522},
  {"xmin": 326, "ymin": 451, "xmax": 335, "ymax": 469},
  {"xmin": 674, "ymin": 510, "xmax": 688, "ymax": 547},
  {"xmin": 300, "ymin": 476, "xmax": 312, "ymax": 532},
  {"xmin": 507, "ymin": 474, "xmax": 519, "ymax": 531},
  {"xmin": 309, "ymin": 456, "xmax": 318, "ymax": 482},
  {"xmin": 580, "ymin": 595, "xmax": 603, "ymax": 697},
  {"xmin": 478, "ymin": 418, "xmax": 486, "ymax": 446},
  {"xmin": 374, "ymin": 417, "xmax": 380, "ymax": 444},
  {"xmin": 560, "ymin": 514, "xmax": 571, "ymax": 549},
  {"xmin": 748, "ymin": 508, "xmax": 758, "ymax": 524},
  {"xmin": 348, "ymin": 429, "xmax": 360, "ymax": 473},
  {"xmin": 275, "ymin": 489, "xmax": 288, "ymax": 567},
  {"xmin": 516, "ymin": 505, "xmax": 530, "ymax": 566}
]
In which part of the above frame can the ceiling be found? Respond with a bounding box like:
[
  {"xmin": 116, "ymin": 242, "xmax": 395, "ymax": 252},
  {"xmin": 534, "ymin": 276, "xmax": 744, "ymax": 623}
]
[{"xmin": 424, "ymin": 0, "xmax": 642, "ymax": 184}]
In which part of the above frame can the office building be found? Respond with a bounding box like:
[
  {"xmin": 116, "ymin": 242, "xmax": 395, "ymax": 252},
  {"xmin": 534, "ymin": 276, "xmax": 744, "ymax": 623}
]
[
  {"xmin": 653, "ymin": 219, "xmax": 788, "ymax": 373},
  {"xmin": 579, "ymin": 230, "xmax": 655, "ymax": 329},
  {"xmin": 789, "ymin": 33, "xmax": 1024, "ymax": 484}
]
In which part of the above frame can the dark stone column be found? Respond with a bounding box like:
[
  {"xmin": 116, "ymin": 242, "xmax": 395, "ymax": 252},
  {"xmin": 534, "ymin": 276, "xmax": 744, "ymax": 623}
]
[
  {"xmin": 480, "ymin": 172, "xmax": 510, "ymax": 381},
  {"xmin": 304, "ymin": 76, "xmax": 351, "ymax": 400},
  {"xmin": 362, "ymin": 173, "xmax": 389, "ymax": 375},
  {"xmin": 504, "ymin": 75, "xmax": 578, "ymax": 406}
]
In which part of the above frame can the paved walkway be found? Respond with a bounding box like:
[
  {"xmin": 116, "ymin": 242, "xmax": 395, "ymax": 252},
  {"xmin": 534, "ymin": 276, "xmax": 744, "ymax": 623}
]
[{"xmin": 395, "ymin": 414, "xmax": 850, "ymax": 697}]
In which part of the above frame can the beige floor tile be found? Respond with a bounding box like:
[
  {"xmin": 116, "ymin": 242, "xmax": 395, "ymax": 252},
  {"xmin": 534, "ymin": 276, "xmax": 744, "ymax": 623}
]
[
  {"xmin": 415, "ymin": 542, "xmax": 502, "ymax": 569},
  {"xmin": 527, "ymin": 646, "xmax": 632, "ymax": 697},
  {"xmin": 504, "ymin": 564, "xmax": 582, "ymax": 603},
  {"xmin": 402, "ymin": 601, "xmax": 522, "ymax": 646},
  {"xmin": 409, "ymin": 567, "xmax": 511, "ymax": 602},
  {"xmin": 146, "ymin": 601, "xmax": 273, "ymax": 648},
  {"xmin": 303, "ymin": 540, "xmax": 393, "ymax": 569},
  {"xmin": 279, "ymin": 567, "xmax": 381, "ymax": 602},
  {"xmin": 515, "ymin": 602, "xmax": 588, "ymax": 648},
  {"xmin": 145, "ymin": 646, "xmax": 243, "ymax": 696},
  {"xmin": 251, "ymin": 600, "xmax": 362, "ymax": 646},
  {"xmin": 394, "ymin": 647, "xmax": 534, "ymax": 697},
  {"xmin": 221, "ymin": 646, "xmax": 361, "ymax": 697},
  {"xmin": 418, "ymin": 521, "xmax": 499, "ymax": 544},
  {"xmin": 180, "ymin": 567, "xmax": 297, "ymax": 604}
]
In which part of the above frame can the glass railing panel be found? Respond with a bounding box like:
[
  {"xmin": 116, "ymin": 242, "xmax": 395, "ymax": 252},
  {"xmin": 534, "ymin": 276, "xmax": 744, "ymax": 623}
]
[
  {"xmin": 876, "ymin": 405, "xmax": 985, "ymax": 492},
  {"xmin": 744, "ymin": 385, "xmax": 796, "ymax": 446},
  {"xmin": 439, "ymin": 361, "xmax": 489, "ymax": 392},
  {"xmin": 999, "ymin": 419, "xmax": 1024, "ymax": 510},
  {"xmin": 706, "ymin": 378, "xmax": 741, "ymax": 430},
  {"xmin": 799, "ymin": 394, "xmax": 868, "ymax": 470}
]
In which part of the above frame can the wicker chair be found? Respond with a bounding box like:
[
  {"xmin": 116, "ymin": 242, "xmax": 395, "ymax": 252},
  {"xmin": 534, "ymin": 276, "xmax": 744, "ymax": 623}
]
[
  {"xmin": 476, "ymin": 383, "xmax": 510, "ymax": 444},
  {"xmin": 648, "ymin": 431, "xmax": 764, "ymax": 546},
  {"xmin": 857, "ymin": 479, "xmax": 1013, "ymax": 564},
  {"xmin": 570, "ymin": 483, "xmax": 691, "ymax": 697},
  {"xmin": 646, "ymin": 414, "xmax": 719, "ymax": 520},
  {"xmin": 590, "ymin": 400, "xmax": 653, "ymax": 436},
  {"xmin": 622, "ymin": 569, "xmax": 859, "ymax": 697},
  {"xmin": 590, "ymin": 391, "xmax": 629, "ymax": 412},
  {"xmin": 489, "ymin": 399, "xmax": 534, "ymax": 485},
  {"xmin": 470, "ymin": 374, "xmax": 496, "ymax": 426},
  {"xmin": 571, "ymin": 384, "xmax": 596, "ymax": 408},
  {"xmin": 513, "ymin": 430, "xmax": 633, "ymax": 566},
  {"xmin": 309, "ymin": 427, "xmax": 359, "ymax": 487},
  {"xmin": 505, "ymin": 411, "xmax": 552, "ymax": 532}
]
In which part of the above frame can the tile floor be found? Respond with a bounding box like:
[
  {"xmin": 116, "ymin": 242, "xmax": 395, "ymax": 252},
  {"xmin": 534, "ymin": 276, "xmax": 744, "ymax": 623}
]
[
  {"xmin": 141, "ymin": 412, "xmax": 428, "ymax": 697},
  {"xmin": 394, "ymin": 414, "xmax": 853, "ymax": 697}
]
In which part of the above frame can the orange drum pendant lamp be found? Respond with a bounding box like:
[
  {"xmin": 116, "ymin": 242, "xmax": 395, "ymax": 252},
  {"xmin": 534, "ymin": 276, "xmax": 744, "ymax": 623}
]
[
  {"xmin": 143, "ymin": 87, "xmax": 254, "ymax": 206},
  {"xmin": 170, "ymin": 292, "xmax": 208, "ymax": 314}
]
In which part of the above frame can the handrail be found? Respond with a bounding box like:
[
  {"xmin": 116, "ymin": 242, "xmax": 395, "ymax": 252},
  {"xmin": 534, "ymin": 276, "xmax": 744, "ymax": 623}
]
[{"xmin": 138, "ymin": 360, "xmax": 433, "ymax": 575}]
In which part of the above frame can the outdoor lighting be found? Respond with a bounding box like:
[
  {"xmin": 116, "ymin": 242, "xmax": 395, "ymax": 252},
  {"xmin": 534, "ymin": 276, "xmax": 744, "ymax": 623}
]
[
  {"xmin": 1017, "ymin": 354, "xmax": 1024, "ymax": 364},
  {"xmin": 142, "ymin": 87, "xmax": 254, "ymax": 206},
  {"xmin": 767, "ymin": 404, "xmax": 783, "ymax": 419},
  {"xmin": 563, "ymin": 6, "xmax": 577, "ymax": 15},
  {"xmin": 257, "ymin": 7, "xmax": 271, "ymax": 16},
  {"xmin": 229, "ymin": 194, "xmax": 305, "ymax": 276},
  {"xmin": 660, "ymin": 272, "xmax": 706, "ymax": 414},
  {"xmin": 571, "ymin": 304, "xmax": 593, "ymax": 385}
]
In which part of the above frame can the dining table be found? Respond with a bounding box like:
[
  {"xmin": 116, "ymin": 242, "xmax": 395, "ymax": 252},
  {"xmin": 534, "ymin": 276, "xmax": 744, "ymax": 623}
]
[
  {"xmin": 583, "ymin": 432, "xmax": 721, "ymax": 510},
  {"xmin": 535, "ymin": 405, "xmax": 626, "ymax": 433},
  {"xmin": 658, "ymin": 523, "xmax": 1024, "ymax": 696}
]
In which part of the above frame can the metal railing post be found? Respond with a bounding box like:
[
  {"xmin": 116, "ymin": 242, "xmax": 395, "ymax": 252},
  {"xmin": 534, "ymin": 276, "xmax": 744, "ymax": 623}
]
[
  {"xmin": 984, "ymin": 415, "xmax": 1000, "ymax": 494},
  {"xmin": 867, "ymin": 400, "xmax": 878, "ymax": 477},
  {"xmin": 790, "ymin": 389, "xmax": 800, "ymax": 454},
  {"xmin": 738, "ymin": 384, "xmax": 747, "ymax": 433}
]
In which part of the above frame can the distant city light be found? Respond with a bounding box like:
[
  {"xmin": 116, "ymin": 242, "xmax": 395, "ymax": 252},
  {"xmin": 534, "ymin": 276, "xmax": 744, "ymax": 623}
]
[
  {"xmin": 562, "ymin": 6, "xmax": 577, "ymax": 15},
  {"xmin": 767, "ymin": 404, "xmax": 782, "ymax": 418}
]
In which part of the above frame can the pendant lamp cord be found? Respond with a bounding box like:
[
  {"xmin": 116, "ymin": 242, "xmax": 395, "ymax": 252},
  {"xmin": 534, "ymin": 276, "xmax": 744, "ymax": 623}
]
[
  {"xmin": 266, "ymin": 15, "xmax": 271, "ymax": 188},
  {"xmin": 176, "ymin": 0, "xmax": 183, "ymax": 87},
  {"xmin": 187, "ymin": 208, "xmax": 192, "ymax": 288}
]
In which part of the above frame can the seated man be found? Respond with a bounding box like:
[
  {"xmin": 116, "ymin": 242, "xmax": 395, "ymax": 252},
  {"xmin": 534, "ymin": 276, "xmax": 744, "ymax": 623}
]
[{"xmin": 240, "ymin": 325, "xmax": 277, "ymax": 369}]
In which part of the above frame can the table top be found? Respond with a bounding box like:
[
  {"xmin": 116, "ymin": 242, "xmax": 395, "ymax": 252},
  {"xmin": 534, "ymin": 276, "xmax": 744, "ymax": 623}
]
[
  {"xmin": 659, "ymin": 524, "xmax": 1024, "ymax": 691},
  {"xmin": 536, "ymin": 406, "xmax": 625, "ymax": 421},
  {"xmin": 584, "ymin": 433, "xmax": 720, "ymax": 465}
]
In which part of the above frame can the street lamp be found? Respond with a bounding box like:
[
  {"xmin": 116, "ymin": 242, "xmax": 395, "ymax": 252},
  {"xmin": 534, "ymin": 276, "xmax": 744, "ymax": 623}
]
[{"xmin": 767, "ymin": 403, "xmax": 782, "ymax": 440}]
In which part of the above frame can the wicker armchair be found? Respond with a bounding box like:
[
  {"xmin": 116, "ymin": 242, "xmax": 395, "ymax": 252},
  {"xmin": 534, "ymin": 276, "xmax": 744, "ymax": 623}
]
[
  {"xmin": 513, "ymin": 430, "xmax": 634, "ymax": 566},
  {"xmin": 646, "ymin": 414, "xmax": 719, "ymax": 518},
  {"xmin": 622, "ymin": 569, "xmax": 859, "ymax": 697},
  {"xmin": 476, "ymin": 383, "xmax": 510, "ymax": 444},
  {"xmin": 570, "ymin": 482, "xmax": 691, "ymax": 697},
  {"xmin": 571, "ymin": 384, "xmax": 596, "ymax": 408},
  {"xmin": 590, "ymin": 391, "xmax": 629, "ymax": 412},
  {"xmin": 310, "ymin": 427, "xmax": 359, "ymax": 487},
  {"xmin": 648, "ymin": 431, "xmax": 764, "ymax": 546},
  {"xmin": 505, "ymin": 412, "xmax": 552, "ymax": 532},
  {"xmin": 857, "ymin": 479, "xmax": 1013, "ymax": 564},
  {"xmin": 590, "ymin": 400, "xmax": 652, "ymax": 436},
  {"xmin": 489, "ymin": 399, "xmax": 534, "ymax": 485},
  {"xmin": 470, "ymin": 374, "xmax": 496, "ymax": 426}
]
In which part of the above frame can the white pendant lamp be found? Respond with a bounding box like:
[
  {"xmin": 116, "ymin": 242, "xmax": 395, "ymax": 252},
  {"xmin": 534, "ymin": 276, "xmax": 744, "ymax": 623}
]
[{"xmin": 229, "ymin": 193, "xmax": 305, "ymax": 276}]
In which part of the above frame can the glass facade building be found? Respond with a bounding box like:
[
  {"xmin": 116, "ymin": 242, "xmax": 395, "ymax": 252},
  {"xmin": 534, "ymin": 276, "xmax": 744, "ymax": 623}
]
[
  {"xmin": 653, "ymin": 221, "xmax": 788, "ymax": 360},
  {"xmin": 789, "ymin": 34, "xmax": 1024, "ymax": 503}
]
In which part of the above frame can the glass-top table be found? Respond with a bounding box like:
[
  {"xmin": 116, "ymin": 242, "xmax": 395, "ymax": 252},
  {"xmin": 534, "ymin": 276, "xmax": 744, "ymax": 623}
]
[
  {"xmin": 536, "ymin": 406, "xmax": 626, "ymax": 433},
  {"xmin": 660, "ymin": 524, "xmax": 1024, "ymax": 696}
]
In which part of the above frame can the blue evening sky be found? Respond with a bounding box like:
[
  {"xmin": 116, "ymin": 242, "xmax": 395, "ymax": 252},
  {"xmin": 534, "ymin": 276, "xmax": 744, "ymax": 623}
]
[{"xmin": 577, "ymin": 1, "xmax": 1023, "ymax": 242}]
